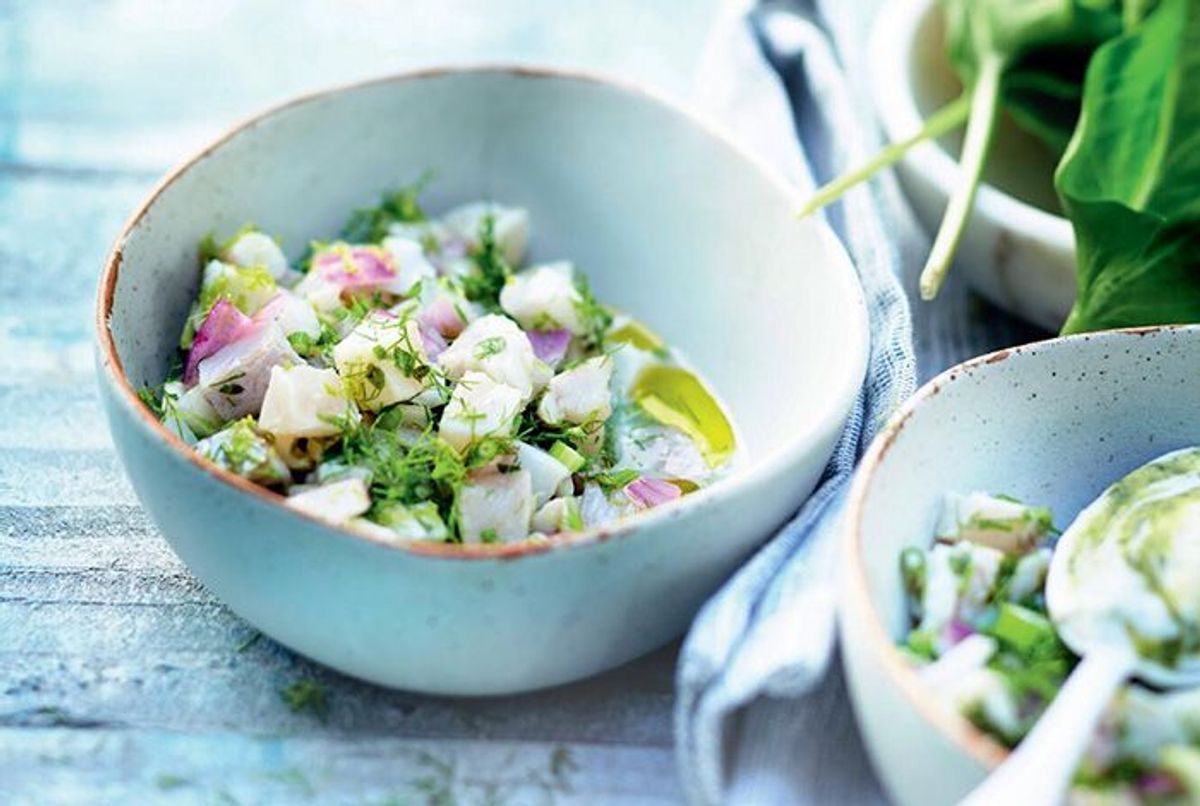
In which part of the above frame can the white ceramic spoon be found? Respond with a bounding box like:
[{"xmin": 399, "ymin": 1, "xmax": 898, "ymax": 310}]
[{"xmin": 963, "ymin": 447, "xmax": 1200, "ymax": 806}]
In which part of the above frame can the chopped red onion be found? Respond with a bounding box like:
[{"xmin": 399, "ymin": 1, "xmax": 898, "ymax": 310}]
[
  {"xmin": 419, "ymin": 321, "xmax": 448, "ymax": 361},
  {"xmin": 624, "ymin": 476, "xmax": 682, "ymax": 509},
  {"xmin": 184, "ymin": 299, "xmax": 256, "ymax": 384},
  {"xmin": 526, "ymin": 328, "xmax": 571, "ymax": 367},
  {"xmin": 941, "ymin": 617, "xmax": 975, "ymax": 647},
  {"xmin": 419, "ymin": 297, "xmax": 466, "ymax": 338},
  {"xmin": 1137, "ymin": 772, "xmax": 1181, "ymax": 796},
  {"xmin": 313, "ymin": 245, "xmax": 396, "ymax": 291}
]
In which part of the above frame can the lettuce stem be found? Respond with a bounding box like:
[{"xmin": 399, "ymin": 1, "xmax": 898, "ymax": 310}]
[
  {"xmin": 798, "ymin": 94, "xmax": 971, "ymax": 218},
  {"xmin": 919, "ymin": 56, "xmax": 1004, "ymax": 300}
]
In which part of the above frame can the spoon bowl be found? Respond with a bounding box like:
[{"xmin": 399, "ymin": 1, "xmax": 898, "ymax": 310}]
[
  {"xmin": 1047, "ymin": 446, "xmax": 1200, "ymax": 688},
  {"xmin": 963, "ymin": 447, "xmax": 1200, "ymax": 804}
]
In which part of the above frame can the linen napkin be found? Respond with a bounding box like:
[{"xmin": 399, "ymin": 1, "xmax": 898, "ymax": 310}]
[{"xmin": 676, "ymin": 1, "xmax": 926, "ymax": 802}]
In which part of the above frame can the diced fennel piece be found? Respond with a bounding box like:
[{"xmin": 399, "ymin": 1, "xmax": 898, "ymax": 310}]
[
  {"xmin": 195, "ymin": 418, "xmax": 290, "ymax": 485},
  {"xmin": 370, "ymin": 501, "xmax": 449, "ymax": 541},
  {"xmin": 162, "ymin": 381, "xmax": 222, "ymax": 440},
  {"xmin": 549, "ymin": 441, "xmax": 586, "ymax": 473},
  {"xmin": 531, "ymin": 496, "xmax": 584, "ymax": 534},
  {"xmin": 516, "ymin": 441, "xmax": 572, "ymax": 508}
]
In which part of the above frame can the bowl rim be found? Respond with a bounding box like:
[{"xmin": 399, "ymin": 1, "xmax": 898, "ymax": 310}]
[
  {"xmin": 866, "ymin": 0, "xmax": 1075, "ymax": 252},
  {"xmin": 96, "ymin": 63, "xmax": 871, "ymax": 562},
  {"xmin": 843, "ymin": 323, "xmax": 1200, "ymax": 770}
]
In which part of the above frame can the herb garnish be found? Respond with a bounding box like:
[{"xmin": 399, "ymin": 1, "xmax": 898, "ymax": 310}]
[
  {"xmin": 461, "ymin": 214, "xmax": 511, "ymax": 310},
  {"xmin": 280, "ymin": 677, "xmax": 329, "ymax": 720},
  {"xmin": 339, "ymin": 172, "xmax": 433, "ymax": 244}
]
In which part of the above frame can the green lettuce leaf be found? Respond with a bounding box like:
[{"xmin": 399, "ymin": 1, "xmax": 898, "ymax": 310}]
[{"xmin": 1058, "ymin": 0, "xmax": 1200, "ymax": 333}]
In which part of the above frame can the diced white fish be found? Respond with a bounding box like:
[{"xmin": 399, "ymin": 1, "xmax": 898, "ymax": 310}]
[
  {"xmin": 919, "ymin": 542, "xmax": 1004, "ymax": 640},
  {"xmin": 580, "ymin": 482, "xmax": 635, "ymax": 529},
  {"xmin": 332, "ymin": 311, "xmax": 432, "ymax": 411},
  {"xmin": 255, "ymin": 290, "xmax": 321, "ymax": 340},
  {"xmin": 1008, "ymin": 547, "xmax": 1053, "ymax": 602},
  {"xmin": 613, "ymin": 421, "xmax": 709, "ymax": 484},
  {"xmin": 258, "ymin": 364, "xmax": 352, "ymax": 439},
  {"xmin": 437, "ymin": 314, "xmax": 549, "ymax": 401},
  {"xmin": 499, "ymin": 262, "xmax": 586, "ymax": 335},
  {"xmin": 936, "ymin": 491, "xmax": 1053, "ymax": 555},
  {"xmin": 438, "ymin": 371, "xmax": 523, "ymax": 453},
  {"xmin": 537, "ymin": 356, "xmax": 613, "ymax": 426},
  {"xmin": 380, "ymin": 236, "xmax": 437, "ymax": 296},
  {"xmin": 919, "ymin": 633, "xmax": 998, "ymax": 689},
  {"xmin": 222, "ymin": 230, "xmax": 290, "ymax": 280},
  {"xmin": 286, "ymin": 477, "xmax": 371, "ymax": 525},
  {"xmin": 946, "ymin": 667, "xmax": 1022, "ymax": 742},
  {"xmin": 458, "ymin": 469, "xmax": 534, "ymax": 543},
  {"xmin": 441, "ymin": 201, "xmax": 529, "ymax": 266}
]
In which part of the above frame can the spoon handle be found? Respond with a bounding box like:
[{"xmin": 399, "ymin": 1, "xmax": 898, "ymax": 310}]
[{"xmin": 960, "ymin": 642, "xmax": 1136, "ymax": 806}]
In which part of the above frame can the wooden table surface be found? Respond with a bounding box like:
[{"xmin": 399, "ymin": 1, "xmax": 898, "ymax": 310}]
[{"xmin": 0, "ymin": 2, "xmax": 726, "ymax": 803}]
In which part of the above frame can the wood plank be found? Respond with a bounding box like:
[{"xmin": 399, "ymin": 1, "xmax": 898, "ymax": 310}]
[
  {"xmin": 0, "ymin": 448, "xmax": 134, "ymax": 506},
  {"xmin": 0, "ymin": 728, "xmax": 682, "ymax": 804},
  {"xmin": 1, "ymin": 503, "xmax": 677, "ymax": 748}
]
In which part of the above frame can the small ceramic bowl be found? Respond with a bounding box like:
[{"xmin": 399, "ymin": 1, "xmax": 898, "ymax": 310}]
[
  {"xmin": 96, "ymin": 66, "xmax": 869, "ymax": 695},
  {"xmin": 841, "ymin": 325, "xmax": 1200, "ymax": 804},
  {"xmin": 869, "ymin": 0, "xmax": 1077, "ymax": 331}
]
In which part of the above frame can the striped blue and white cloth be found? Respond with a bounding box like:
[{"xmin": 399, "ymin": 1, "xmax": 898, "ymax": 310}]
[{"xmin": 677, "ymin": 1, "xmax": 1045, "ymax": 803}]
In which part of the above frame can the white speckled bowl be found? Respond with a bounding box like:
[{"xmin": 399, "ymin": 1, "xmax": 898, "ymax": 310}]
[
  {"xmin": 95, "ymin": 67, "xmax": 869, "ymax": 695},
  {"xmin": 869, "ymin": 0, "xmax": 1076, "ymax": 330},
  {"xmin": 841, "ymin": 325, "xmax": 1200, "ymax": 805}
]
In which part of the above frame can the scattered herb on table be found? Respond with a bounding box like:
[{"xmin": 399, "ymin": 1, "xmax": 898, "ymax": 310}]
[{"xmin": 280, "ymin": 678, "xmax": 329, "ymax": 721}]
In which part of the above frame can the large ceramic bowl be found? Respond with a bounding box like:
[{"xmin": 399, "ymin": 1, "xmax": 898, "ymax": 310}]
[
  {"xmin": 841, "ymin": 325, "xmax": 1200, "ymax": 804},
  {"xmin": 869, "ymin": 0, "xmax": 1076, "ymax": 331},
  {"xmin": 96, "ymin": 67, "xmax": 869, "ymax": 695}
]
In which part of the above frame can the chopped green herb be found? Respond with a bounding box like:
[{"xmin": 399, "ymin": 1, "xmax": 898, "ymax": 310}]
[
  {"xmin": 280, "ymin": 678, "xmax": 329, "ymax": 720},
  {"xmin": 474, "ymin": 336, "xmax": 506, "ymax": 359},
  {"xmin": 339, "ymin": 173, "xmax": 433, "ymax": 243},
  {"xmin": 461, "ymin": 214, "xmax": 511, "ymax": 310}
]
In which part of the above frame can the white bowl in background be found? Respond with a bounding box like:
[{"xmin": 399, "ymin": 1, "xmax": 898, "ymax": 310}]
[
  {"xmin": 869, "ymin": 0, "xmax": 1077, "ymax": 331},
  {"xmin": 96, "ymin": 66, "xmax": 869, "ymax": 695},
  {"xmin": 841, "ymin": 325, "xmax": 1200, "ymax": 804}
]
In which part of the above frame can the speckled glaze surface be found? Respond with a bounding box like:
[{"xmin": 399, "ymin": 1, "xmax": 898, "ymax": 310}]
[
  {"xmin": 95, "ymin": 67, "xmax": 869, "ymax": 695},
  {"xmin": 869, "ymin": 0, "xmax": 1077, "ymax": 331},
  {"xmin": 841, "ymin": 325, "xmax": 1200, "ymax": 805}
]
